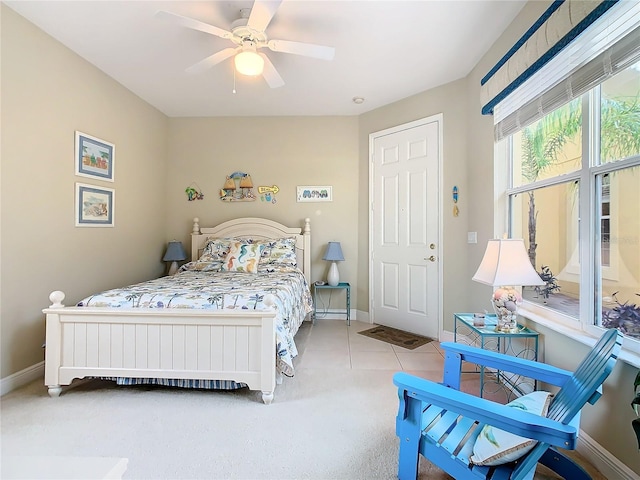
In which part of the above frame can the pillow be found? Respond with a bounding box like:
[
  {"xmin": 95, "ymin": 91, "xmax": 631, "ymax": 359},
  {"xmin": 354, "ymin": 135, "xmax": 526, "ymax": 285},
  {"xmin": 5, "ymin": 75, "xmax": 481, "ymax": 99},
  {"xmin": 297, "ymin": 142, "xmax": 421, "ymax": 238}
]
[
  {"xmin": 233, "ymin": 237, "xmax": 274, "ymax": 260},
  {"xmin": 180, "ymin": 259, "xmax": 223, "ymax": 272},
  {"xmin": 221, "ymin": 241, "xmax": 265, "ymax": 273},
  {"xmin": 261, "ymin": 237, "xmax": 298, "ymax": 267},
  {"xmin": 200, "ymin": 237, "xmax": 233, "ymax": 262},
  {"xmin": 470, "ymin": 391, "xmax": 552, "ymax": 466}
]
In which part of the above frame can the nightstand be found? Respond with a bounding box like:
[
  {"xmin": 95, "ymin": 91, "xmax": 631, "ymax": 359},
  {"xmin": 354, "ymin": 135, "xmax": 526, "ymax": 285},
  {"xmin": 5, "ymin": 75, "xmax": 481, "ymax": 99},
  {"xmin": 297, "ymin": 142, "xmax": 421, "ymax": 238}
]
[{"xmin": 313, "ymin": 282, "xmax": 350, "ymax": 325}]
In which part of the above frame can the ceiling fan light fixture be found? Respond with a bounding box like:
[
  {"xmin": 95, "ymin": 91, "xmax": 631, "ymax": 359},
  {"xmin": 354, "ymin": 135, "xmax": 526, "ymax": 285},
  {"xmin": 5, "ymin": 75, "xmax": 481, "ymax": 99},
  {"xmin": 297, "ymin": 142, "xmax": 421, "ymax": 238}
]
[{"xmin": 235, "ymin": 45, "xmax": 264, "ymax": 76}]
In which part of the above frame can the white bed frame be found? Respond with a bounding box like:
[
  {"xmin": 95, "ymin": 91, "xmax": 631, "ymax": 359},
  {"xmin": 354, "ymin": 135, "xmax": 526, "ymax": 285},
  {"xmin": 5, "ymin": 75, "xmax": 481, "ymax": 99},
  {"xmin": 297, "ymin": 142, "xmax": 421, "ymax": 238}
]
[{"xmin": 43, "ymin": 217, "xmax": 311, "ymax": 404}]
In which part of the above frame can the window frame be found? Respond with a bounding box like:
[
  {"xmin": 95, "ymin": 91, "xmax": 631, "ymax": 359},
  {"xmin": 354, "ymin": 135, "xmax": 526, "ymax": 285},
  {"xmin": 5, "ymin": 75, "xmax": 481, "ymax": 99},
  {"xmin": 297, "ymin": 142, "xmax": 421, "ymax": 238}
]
[{"xmin": 498, "ymin": 86, "xmax": 640, "ymax": 364}]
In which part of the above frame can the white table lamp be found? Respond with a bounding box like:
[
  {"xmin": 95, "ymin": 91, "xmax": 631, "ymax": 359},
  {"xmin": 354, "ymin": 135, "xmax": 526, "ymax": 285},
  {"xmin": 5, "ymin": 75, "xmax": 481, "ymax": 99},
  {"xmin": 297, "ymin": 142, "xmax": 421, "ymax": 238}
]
[
  {"xmin": 472, "ymin": 239, "xmax": 544, "ymax": 332},
  {"xmin": 323, "ymin": 242, "xmax": 344, "ymax": 286}
]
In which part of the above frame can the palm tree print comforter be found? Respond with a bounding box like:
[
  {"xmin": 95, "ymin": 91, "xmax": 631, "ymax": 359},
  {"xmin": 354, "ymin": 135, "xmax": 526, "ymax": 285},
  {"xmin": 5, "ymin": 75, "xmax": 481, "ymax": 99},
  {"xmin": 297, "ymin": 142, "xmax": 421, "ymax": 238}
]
[{"xmin": 77, "ymin": 265, "xmax": 313, "ymax": 377}]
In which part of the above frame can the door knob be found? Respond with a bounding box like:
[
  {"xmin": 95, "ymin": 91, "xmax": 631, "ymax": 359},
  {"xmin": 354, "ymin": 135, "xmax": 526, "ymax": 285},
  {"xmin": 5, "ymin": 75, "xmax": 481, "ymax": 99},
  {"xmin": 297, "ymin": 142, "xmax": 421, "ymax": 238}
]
[{"xmin": 428, "ymin": 256, "xmax": 436, "ymax": 262}]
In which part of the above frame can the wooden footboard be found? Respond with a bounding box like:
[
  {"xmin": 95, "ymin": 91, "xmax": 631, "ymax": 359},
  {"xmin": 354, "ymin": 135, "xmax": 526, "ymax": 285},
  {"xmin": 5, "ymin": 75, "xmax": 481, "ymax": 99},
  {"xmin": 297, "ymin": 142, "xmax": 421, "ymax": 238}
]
[{"xmin": 43, "ymin": 291, "xmax": 278, "ymax": 404}]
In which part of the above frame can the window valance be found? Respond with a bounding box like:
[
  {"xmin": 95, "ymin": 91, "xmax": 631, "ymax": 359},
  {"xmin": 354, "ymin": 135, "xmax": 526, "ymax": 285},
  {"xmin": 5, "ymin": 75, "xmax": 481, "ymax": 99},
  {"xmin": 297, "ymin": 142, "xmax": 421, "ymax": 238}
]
[{"xmin": 480, "ymin": 0, "xmax": 620, "ymax": 117}]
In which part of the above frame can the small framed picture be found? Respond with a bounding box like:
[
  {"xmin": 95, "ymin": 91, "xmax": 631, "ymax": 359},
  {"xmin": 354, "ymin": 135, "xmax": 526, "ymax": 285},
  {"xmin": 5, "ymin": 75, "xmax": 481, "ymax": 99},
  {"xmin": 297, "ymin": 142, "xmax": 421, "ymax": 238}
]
[
  {"xmin": 75, "ymin": 183, "xmax": 115, "ymax": 227},
  {"xmin": 75, "ymin": 131, "xmax": 115, "ymax": 181},
  {"xmin": 296, "ymin": 186, "xmax": 333, "ymax": 202}
]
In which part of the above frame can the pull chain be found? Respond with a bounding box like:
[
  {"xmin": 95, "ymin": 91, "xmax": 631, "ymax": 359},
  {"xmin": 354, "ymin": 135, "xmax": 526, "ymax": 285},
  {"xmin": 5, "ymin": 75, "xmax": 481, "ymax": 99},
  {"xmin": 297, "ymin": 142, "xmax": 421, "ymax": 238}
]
[{"xmin": 233, "ymin": 68, "xmax": 237, "ymax": 94}]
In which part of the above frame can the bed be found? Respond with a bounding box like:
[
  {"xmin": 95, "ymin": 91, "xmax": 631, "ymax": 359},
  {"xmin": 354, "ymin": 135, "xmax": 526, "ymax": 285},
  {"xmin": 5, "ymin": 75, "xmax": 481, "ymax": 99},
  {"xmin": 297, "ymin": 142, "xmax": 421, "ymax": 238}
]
[{"xmin": 43, "ymin": 217, "xmax": 312, "ymax": 404}]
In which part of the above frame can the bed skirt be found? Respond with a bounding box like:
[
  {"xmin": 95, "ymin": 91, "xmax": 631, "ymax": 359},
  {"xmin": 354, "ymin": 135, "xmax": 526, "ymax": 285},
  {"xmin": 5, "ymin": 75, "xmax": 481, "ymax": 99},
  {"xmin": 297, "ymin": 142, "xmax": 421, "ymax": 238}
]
[{"xmin": 105, "ymin": 377, "xmax": 246, "ymax": 390}]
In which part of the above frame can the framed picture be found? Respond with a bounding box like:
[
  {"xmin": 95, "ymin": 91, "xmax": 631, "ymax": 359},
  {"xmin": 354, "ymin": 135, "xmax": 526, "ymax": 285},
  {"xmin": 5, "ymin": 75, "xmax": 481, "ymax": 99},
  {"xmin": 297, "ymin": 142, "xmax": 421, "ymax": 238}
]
[
  {"xmin": 75, "ymin": 131, "xmax": 115, "ymax": 181},
  {"xmin": 296, "ymin": 186, "xmax": 333, "ymax": 202},
  {"xmin": 75, "ymin": 183, "xmax": 115, "ymax": 227}
]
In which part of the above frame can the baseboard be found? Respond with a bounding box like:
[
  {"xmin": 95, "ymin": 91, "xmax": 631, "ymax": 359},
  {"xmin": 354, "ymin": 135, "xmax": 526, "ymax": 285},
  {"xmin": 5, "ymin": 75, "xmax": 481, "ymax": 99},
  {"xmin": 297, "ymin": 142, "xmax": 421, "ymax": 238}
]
[
  {"xmin": 439, "ymin": 329, "xmax": 455, "ymax": 343},
  {"xmin": 355, "ymin": 309, "xmax": 369, "ymax": 322},
  {"xmin": 313, "ymin": 309, "xmax": 366, "ymax": 322},
  {"xmin": 1, "ymin": 361, "xmax": 44, "ymax": 396},
  {"xmin": 577, "ymin": 430, "xmax": 638, "ymax": 480}
]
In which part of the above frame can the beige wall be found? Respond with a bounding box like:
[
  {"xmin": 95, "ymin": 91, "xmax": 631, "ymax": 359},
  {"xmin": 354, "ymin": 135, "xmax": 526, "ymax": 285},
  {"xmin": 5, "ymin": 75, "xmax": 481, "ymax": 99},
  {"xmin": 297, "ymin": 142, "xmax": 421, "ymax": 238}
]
[
  {"xmin": 3, "ymin": 1, "xmax": 640, "ymax": 475},
  {"xmin": 357, "ymin": 80, "xmax": 471, "ymax": 331},
  {"xmin": 465, "ymin": 1, "xmax": 640, "ymax": 475},
  {"xmin": 163, "ymin": 117, "xmax": 359, "ymax": 294},
  {"xmin": 1, "ymin": 6, "xmax": 169, "ymax": 378}
]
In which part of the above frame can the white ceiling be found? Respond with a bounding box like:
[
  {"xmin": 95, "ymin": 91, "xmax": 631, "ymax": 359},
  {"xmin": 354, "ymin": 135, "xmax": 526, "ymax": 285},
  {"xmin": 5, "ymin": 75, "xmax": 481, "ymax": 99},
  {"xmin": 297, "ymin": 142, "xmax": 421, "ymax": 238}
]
[{"xmin": 4, "ymin": 0, "xmax": 526, "ymax": 117}]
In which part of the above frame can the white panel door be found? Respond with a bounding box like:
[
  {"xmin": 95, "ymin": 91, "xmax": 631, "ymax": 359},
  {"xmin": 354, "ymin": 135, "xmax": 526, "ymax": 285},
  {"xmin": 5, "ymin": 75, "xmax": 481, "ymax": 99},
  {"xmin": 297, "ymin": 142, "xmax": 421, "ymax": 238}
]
[{"xmin": 370, "ymin": 117, "xmax": 440, "ymax": 339}]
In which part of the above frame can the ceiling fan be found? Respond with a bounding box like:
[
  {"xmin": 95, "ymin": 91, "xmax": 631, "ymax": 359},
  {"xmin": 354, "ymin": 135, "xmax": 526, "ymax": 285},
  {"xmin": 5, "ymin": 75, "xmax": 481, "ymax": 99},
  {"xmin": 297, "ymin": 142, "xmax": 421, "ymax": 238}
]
[{"xmin": 156, "ymin": 0, "xmax": 335, "ymax": 88}]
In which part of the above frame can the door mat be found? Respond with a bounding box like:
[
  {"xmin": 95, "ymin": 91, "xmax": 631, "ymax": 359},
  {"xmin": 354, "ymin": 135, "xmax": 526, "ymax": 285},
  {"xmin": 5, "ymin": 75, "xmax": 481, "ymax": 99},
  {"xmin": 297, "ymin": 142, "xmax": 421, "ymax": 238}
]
[{"xmin": 358, "ymin": 325, "xmax": 433, "ymax": 350}]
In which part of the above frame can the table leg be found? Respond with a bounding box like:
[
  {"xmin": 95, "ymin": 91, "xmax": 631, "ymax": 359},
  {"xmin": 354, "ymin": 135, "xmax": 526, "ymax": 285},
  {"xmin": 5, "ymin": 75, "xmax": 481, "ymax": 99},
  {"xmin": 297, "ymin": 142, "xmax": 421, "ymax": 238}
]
[
  {"xmin": 346, "ymin": 286, "xmax": 350, "ymax": 326},
  {"xmin": 313, "ymin": 288, "xmax": 317, "ymax": 324}
]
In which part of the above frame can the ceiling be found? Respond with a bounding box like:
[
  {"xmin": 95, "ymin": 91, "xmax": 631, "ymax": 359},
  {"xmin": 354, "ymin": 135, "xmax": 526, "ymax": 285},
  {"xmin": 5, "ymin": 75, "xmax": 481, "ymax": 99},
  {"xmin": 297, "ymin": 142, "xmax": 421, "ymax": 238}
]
[{"xmin": 4, "ymin": 1, "xmax": 526, "ymax": 117}]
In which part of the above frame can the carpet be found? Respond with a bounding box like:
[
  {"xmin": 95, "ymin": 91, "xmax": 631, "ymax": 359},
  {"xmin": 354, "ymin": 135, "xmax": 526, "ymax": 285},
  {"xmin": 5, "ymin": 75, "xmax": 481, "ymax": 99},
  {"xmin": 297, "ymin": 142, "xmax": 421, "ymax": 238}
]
[
  {"xmin": 358, "ymin": 325, "xmax": 432, "ymax": 349},
  {"xmin": 0, "ymin": 321, "xmax": 607, "ymax": 480}
]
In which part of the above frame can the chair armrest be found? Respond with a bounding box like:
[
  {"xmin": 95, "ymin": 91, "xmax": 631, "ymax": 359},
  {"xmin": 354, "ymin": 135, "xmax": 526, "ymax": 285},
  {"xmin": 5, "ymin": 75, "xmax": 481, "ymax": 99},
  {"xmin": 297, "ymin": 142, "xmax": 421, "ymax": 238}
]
[
  {"xmin": 441, "ymin": 341, "xmax": 572, "ymax": 387},
  {"xmin": 394, "ymin": 372, "xmax": 578, "ymax": 449}
]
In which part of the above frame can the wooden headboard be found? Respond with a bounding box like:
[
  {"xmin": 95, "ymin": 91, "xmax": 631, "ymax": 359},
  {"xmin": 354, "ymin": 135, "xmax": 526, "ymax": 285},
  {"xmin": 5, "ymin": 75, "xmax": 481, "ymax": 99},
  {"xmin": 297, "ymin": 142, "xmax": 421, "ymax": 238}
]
[{"xmin": 190, "ymin": 217, "xmax": 312, "ymax": 284}]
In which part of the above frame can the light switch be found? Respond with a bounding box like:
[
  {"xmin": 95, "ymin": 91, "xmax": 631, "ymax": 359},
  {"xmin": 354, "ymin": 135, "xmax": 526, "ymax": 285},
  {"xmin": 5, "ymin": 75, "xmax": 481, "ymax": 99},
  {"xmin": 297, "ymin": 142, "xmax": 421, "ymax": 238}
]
[{"xmin": 468, "ymin": 232, "xmax": 477, "ymax": 244}]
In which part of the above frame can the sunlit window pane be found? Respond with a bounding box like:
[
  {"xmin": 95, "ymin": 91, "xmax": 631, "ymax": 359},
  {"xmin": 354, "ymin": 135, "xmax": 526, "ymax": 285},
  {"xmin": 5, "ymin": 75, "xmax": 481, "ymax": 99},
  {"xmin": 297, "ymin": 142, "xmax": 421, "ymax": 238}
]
[
  {"xmin": 600, "ymin": 64, "xmax": 640, "ymax": 164},
  {"xmin": 598, "ymin": 166, "xmax": 640, "ymax": 338},
  {"xmin": 504, "ymin": 44, "xmax": 640, "ymax": 351},
  {"xmin": 516, "ymin": 182, "xmax": 580, "ymax": 318},
  {"xmin": 511, "ymin": 100, "xmax": 582, "ymax": 188}
]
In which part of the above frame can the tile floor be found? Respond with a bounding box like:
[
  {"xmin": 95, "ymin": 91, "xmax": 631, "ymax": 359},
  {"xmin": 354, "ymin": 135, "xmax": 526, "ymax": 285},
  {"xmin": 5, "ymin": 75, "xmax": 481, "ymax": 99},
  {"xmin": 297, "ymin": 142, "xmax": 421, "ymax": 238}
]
[
  {"xmin": 296, "ymin": 318, "xmax": 607, "ymax": 480},
  {"xmin": 298, "ymin": 318, "xmax": 446, "ymax": 379},
  {"xmin": 296, "ymin": 318, "xmax": 498, "ymax": 400}
]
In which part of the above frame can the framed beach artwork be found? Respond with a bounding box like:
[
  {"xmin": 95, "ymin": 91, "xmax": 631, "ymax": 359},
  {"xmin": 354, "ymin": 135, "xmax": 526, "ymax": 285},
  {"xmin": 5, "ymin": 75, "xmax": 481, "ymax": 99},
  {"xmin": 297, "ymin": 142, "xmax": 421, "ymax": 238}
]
[
  {"xmin": 75, "ymin": 183, "xmax": 115, "ymax": 227},
  {"xmin": 296, "ymin": 186, "xmax": 333, "ymax": 202},
  {"xmin": 75, "ymin": 131, "xmax": 115, "ymax": 181}
]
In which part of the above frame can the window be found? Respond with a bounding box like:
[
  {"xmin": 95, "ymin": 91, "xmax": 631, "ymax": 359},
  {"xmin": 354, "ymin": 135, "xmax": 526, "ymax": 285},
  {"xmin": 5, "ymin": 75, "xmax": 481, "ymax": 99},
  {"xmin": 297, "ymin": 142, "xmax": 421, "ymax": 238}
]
[{"xmin": 503, "ymin": 63, "xmax": 640, "ymax": 346}]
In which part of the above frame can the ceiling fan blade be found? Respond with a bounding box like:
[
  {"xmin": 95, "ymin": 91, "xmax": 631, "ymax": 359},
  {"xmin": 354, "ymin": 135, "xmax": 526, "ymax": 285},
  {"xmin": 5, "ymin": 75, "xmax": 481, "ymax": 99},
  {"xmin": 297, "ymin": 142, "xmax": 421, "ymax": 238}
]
[
  {"xmin": 260, "ymin": 53, "xmax": 285, "ymax": 88},
  {"xmin": 155, "ymin": 10, "xmax": 233, "ymax": 40},
  {"xmin": 267, "ymin": 39, "xmax": 335, "ymax": 61},
  {"xmin": 186, "ymin": 47, "xmax": 239, "ymax": 74},
  {"xmin": 247, "ymin": 0, "xmax": 283, "ymax": 32}
]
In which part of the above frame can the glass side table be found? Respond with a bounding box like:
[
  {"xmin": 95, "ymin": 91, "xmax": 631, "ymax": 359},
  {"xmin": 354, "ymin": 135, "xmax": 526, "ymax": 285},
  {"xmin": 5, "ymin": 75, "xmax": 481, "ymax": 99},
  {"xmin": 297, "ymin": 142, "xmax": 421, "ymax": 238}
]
[{"xmin": 453, "ymin": 313, "xmax": 539, "ymax": 402}]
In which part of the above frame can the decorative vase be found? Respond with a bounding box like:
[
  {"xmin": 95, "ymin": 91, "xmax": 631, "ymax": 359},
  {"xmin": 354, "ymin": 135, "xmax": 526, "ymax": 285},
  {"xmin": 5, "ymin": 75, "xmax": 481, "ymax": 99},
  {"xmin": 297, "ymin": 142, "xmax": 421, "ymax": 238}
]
[
  {"xmin": 327, "ymin": 262, "xmax": 340, "ymax": 286},
  {"xmin": 491, "ymin": 286, "xmax": 522, "ymax": 332}
]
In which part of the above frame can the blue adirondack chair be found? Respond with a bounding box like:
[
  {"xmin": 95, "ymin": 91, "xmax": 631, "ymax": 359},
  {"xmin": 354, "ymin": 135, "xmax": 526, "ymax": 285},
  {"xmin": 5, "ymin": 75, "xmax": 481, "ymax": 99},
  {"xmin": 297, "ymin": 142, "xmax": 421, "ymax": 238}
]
[{"xmin": 394, "ymin": 328, "xmax": 622, "ymax": 480}]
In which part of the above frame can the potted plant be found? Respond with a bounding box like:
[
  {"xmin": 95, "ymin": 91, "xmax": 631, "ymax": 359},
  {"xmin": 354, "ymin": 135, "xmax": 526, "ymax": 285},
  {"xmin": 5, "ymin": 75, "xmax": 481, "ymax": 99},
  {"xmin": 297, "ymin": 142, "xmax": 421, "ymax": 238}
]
[
  {"xmin": 534, "ymin": 265, "xmax": 561, "ymax": 300},
  {"xmin": 603, "ymin": 292, "xmax": 640, "ymax": 338}
]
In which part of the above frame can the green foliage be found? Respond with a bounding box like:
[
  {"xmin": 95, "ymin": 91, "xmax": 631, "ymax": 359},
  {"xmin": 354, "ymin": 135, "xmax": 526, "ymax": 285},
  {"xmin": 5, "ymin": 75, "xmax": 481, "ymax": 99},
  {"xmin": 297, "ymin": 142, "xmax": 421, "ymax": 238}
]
[
  {"xmin": 521, "ymin": 100, "xmax": 581, "ymax": 183},
  {"xmin": 520, "ymin": 94, "xmax": 640, "ymax": 268},
  {"xmin": 601, "ymin": 97, "xmax": 640, "ymax": 162}
]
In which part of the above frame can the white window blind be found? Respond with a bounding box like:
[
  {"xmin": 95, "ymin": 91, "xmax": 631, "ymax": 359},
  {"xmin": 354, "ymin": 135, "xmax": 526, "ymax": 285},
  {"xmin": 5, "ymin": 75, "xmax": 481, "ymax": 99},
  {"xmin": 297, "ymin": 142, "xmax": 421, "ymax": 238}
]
[{"xmin": 494, "ymin": 1, "xmax": 640, "ymax": 141}]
